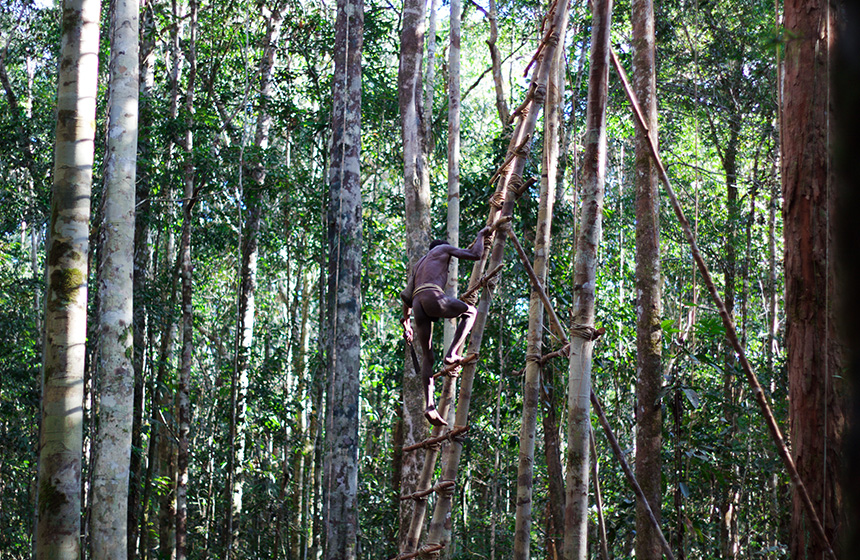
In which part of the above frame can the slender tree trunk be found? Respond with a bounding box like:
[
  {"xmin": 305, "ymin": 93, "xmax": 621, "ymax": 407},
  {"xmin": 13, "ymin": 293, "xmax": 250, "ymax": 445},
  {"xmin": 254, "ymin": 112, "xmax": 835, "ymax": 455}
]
[
  {"xmin": 323, "ymin": 0, "xmax": 363, "ymax": 555},
  {"xmin": 445, "ymin": 0, "xmax": 462, "ymax": 366},
  {"xmin": 90, "ymin": 0, "xmax": 139, "ymax": 555},
  {"xmin": 719, "ymin": 92, "xmax": 742, "ymax": 560},
  {"xmin": 175, "ymin": 0, "xmax": 197, "ymax": 556},
  {"xmin": 513, "ymin": 14, "xmax": 565, "ymax": 557},
  {"xmin": 424, "ymin": 0, "xmax": 439, "ymax": 150},
  {"xmin": 34, "ymin": 0, "xmax": 100, "ymax": 556},
  {"xmin": 631, "ymin": 0, "xmax": 663, "ymax": 558},
  {"xmin": 397, "ymin": 0, "xmax": 430, "ymax": 548},
  {"xmin": 128, "ymin": 0, "xmax": 156, "ymax": 554},
  {"xmin": 563, "ymin": 1, "xmax": 611, "ymax": 557},
  {"xmin": 154, "ymin": 2, "xmax": 185, "ymax": 553},
  {"xmin": 782, "ymin": 1, "xmax": 845, "ymax": 557},
  {"xmin": 487, "ymin": 0, "xmax": 510, "ymax": 127},
  {"xmin": 541, "ymin": 38, "xmax": 567, "ymax": 560}
]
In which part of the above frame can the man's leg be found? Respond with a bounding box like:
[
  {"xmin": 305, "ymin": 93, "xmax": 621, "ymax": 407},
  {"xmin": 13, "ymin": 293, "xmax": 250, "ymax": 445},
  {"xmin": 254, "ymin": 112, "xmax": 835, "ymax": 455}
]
[
  {"xmin": 442, "ymin": 300, "xmax": 477, "ymax": 365},
  {"xmin": 414, "ymin": 303, "xmax": 447, "ymax": 426}
]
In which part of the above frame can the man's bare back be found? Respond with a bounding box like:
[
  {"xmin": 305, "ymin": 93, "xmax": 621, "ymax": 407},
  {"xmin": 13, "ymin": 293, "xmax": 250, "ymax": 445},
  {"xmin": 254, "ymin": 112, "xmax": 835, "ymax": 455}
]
[{"xmin": 400, "ymin": 227, "xmax": 492, "ymax": 426}]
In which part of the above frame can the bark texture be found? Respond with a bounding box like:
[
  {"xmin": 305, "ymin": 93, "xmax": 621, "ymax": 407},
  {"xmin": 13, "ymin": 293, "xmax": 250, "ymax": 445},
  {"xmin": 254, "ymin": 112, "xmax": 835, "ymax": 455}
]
[
  {"xmin": 90, "ymin": 0, "xmax": 139, "ymax": 555},
  {"xmin": 563, "ymin": 1, "xmax": 611, "ymax": 557},
  {"xmin": 632, "ymin": 0, "xmax": 663, "ymax": 557},
  {"xmin": 445, "ymin": 0, "xmax": 462, "ymax": 357},
  {"xmin": 35, "ymin": 0, "xmax": 100, "ymax": 556},
  {"xmin": 324, "ymin": 0, "xmax": 363, "ymax": 555},
  {"xmin": 782, "ymin": 1, "xmax": 845, "ymax": 557}
]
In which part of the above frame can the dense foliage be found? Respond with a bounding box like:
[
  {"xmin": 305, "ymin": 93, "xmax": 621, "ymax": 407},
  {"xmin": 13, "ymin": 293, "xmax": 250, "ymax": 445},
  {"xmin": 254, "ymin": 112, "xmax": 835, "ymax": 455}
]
[{"xmin": 0, "ymin": 0, "xmax": 792, "ymax": 557}]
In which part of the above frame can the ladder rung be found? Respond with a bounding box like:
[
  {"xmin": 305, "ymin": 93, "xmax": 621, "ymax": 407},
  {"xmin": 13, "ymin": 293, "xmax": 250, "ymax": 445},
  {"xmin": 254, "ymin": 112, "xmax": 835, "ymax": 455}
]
[
  {"xmin": 399, "ymin": 480, "xmax": 455, "ymax": 501},
  {"xmin": 432, "ymin": 353, "xmax": 479, "ymax": 378},
  {"xmin": 403, "ymin": 424, "xmax": 469, "ymax": 452}
]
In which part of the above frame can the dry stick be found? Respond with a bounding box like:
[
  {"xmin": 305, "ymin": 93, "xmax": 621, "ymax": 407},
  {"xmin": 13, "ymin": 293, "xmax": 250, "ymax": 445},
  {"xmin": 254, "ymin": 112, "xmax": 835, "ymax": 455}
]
[
  {"xmin": 509, "ymin": 226, "xmax": 675, "ymax": 557},
  {"xmin": 539, "ymin": 343, "xmax": 570, "ymax": 366},
  {"xmin": 459, "ymin": 263, "xmax": 504, "ymax": 300},
  {"xmin": 505, "ymin": 228, "xmax": 568, "ymax": 342},
  {"xmin": 609, "ymin": 48, "xmax": 837, "ymax": 560}
]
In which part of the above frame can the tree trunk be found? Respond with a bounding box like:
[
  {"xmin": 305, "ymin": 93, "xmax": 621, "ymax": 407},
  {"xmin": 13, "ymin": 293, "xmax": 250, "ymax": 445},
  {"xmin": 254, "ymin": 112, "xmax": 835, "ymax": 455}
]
[
  {"xmin": 34, "ymin": 0, "xmax": 100, "ymax": 556},
  {"xmin": 128, "ymin": 0, "xmax": 156, "ymax": 554},
  {"xmin": 632, "ymin": 0, "xmax": 662, "ymax": 557},
  {"xmin": 175, "ymin": 0, "xmax": 197, "ymax": 556},
  {"xmin": 90, "ymin": 0, "xmax": 139, "ymax": 555},
  {"xmin": 718, "ymin": 74, "xmax": 742, "ymax": 560},
  {"xmin": 397, "ymin": 0, "xmax": 430, "ymax": 549},
  {"xmin": 782, "ymin": 1, "xmax": 845, "ymax": 558},
  {"xmin": 513, "ymin": 14, "xmax": 564, "ymax": 558},
  {"xmin": 563, "ymin": 0, "xmax": 611, "ymax": 557},
  {"xmin": 541, "ymin": 34, "xmax": 567, "ymax": 560},
  {"xmin": 445, "ymin": 0, "xmax": 462, "ymax": 374},
  {"xmin": 487, "ymin": 0, "xmax": 510, "ymax": 127},
  {"xmin": 323, "ymin": 0, "xmax": 363, "ymax": 555}
]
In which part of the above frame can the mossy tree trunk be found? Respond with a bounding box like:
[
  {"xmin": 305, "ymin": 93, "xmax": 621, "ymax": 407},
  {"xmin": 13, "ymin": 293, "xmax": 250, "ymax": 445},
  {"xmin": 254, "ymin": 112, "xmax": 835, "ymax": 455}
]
[{"xmin": 34, "ymin": 0, "xmax": 100, "ymax": 556}]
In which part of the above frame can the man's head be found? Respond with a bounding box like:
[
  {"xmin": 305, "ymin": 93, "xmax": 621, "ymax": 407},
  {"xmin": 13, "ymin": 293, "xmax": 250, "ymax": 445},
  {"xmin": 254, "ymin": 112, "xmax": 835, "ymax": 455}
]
[{"xmin": 429, "ymin": 240, "xmax": 449, "ymax": 250}]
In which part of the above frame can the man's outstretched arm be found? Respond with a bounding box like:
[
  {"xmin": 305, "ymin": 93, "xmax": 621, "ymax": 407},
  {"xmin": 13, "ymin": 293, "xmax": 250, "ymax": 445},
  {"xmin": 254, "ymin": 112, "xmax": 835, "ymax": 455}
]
[{"xmin": 447, "ymin": 226, "xmax": 492, "ymax": 261}]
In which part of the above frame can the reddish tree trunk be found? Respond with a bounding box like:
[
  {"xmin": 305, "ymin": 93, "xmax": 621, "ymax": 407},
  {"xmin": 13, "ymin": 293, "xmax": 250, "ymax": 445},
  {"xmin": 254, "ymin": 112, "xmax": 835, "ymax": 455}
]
[{"xmin": 782, "ymin": 1, "xmax": 845, "ymax": 558}]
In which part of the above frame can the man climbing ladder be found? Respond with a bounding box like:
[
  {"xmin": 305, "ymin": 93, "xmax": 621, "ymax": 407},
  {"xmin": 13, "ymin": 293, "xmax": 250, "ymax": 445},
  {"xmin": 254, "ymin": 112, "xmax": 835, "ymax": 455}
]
[{"xmin": 400, "ymin": 227, "xmax": 492, "ymax": 426}]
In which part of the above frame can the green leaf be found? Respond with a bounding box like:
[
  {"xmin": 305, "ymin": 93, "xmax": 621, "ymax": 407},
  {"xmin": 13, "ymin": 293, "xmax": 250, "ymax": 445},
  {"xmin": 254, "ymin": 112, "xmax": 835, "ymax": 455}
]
[{"xmin": 683, "ymin": 387, "xmax": 701, "ymax": 409}]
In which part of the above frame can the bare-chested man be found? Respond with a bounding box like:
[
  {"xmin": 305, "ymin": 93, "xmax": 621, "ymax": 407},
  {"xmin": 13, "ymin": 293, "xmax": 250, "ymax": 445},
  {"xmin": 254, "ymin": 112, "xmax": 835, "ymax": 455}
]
[{"xmin": 400, "ymin": 227, "xmax": 492, "ymax": 426}]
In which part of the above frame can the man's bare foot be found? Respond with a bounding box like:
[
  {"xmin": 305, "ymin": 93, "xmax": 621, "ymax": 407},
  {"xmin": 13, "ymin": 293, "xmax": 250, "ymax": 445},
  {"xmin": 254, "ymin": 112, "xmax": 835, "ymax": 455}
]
[
  {"xmin": 443, "ymin": 353, "xmax": 464, "ymax": 366},
  {"xmin": 424, "ymin": 406, "xmax": 448, "ymax": 426}
]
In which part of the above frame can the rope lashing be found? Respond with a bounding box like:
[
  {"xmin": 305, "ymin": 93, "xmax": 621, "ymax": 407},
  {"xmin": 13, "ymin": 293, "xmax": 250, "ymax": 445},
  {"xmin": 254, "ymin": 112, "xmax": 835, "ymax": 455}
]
[
  {"xmin": 420, "ymin": 543, "xmax": 444, "ymax": 560},
  {"xmin": 531, "ymin": 82, "xmax": 547, "ymax": 105},
  {"xmin": 489, "ymin": 191, "xmax": 505, "ymax": 209},
  {"xmin": 488, "ymin": 133, "xmax": 533, "ymax": 187},
  {"xmin": 570, "ymin": 324, "xmax": 606, "ymax": 341},
  {"xmin": 437, "ymin": 479, "xmax": 456, "ymax": 498}
]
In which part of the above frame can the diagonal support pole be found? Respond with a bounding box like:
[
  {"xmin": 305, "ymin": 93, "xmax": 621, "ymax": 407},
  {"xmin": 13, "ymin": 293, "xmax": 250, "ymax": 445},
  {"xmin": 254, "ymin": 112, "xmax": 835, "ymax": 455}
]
[{"xmin": 609, "ymin": 47, "xmax": 837, "ymax": 560}]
